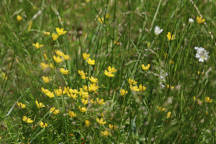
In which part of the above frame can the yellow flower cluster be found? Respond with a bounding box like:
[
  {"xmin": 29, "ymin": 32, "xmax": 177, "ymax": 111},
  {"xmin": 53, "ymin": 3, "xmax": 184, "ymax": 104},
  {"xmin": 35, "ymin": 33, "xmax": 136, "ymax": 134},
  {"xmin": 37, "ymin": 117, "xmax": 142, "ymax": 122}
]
[
  {"xmin": 52, "ymin": 27, "xmax": 67, "ymax": 41},
  {"xmin": 104, "ymin": 66, "xmax": 117, "ymax": 77},
  {"xmin": 22, "ymin": 116, "xmax": 33, "ymax": 124},
  {"xmin": 41, "ymin": 87, "xmax": 55, "ymax": 98},
  {"xmin": 128, "ymin": 78, "xmax": 146, "ymax": 92}
]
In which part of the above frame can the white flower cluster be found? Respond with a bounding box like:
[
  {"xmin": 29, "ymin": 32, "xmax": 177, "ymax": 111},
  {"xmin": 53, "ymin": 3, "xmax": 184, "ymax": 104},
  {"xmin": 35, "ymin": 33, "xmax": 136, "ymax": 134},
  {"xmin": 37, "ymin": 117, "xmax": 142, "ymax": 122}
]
[
  {"xmin": 154, "ymin": 26, "xmax": 163, "ymax": 35},
  {"xmin": 194, "ymin": 47, "xmax": 209, "ymax": 62}
]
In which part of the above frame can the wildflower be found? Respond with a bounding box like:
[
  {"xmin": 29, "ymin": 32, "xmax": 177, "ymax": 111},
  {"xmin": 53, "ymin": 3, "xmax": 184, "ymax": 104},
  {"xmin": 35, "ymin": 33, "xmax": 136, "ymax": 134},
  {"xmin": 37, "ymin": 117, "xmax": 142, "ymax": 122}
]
[
  {"xmin": 56, "ymin": 27, "xmax": 67, "ymax": 36},
  {"xmin": 87, "ymin": 58, "xmax": 95, "ymax": 65},
  {"xmin": 88, "ymin": 83, "xmax": 99, "ymax": 92},
  {"xmin": 188, "ymin": 18, "xmax": 194, "ymax": 23},
  {"xmin": 166, "ymin": 111, "xmax": 171, "ymax": 119},
  {"xmin": 139, "ymin": 84, "xmax": 146, "ymax": 91},
  {"xmin": 41, "ymin": 87, "xmax": 55, "ymax": 98},
  {"xmin": 55, "ymin": 50, "xmax": 65, "ymax": 57},
  {"xmin": 205, "ymin": 97, "xmax": 212, "ymax": 103},
  {"xmin": 89, "ymin": 76, "xmax": 98, "ymax": 83},
  {"xmin": 82, "ymin": 53, "xmax": 90, "ymax": 60},
  {"xmin": 85, "ymin": 120, "xmax": 91, "ymax": 127},
  {"xmin": 130, "ymin": 85, "xmax": 140, "ymax": 92},
  {"xmin": 42, "ymin": 76, "xmax": 50, "ymax": 83},
  {"xmin": 128, "ymin": 78, "xmax": 137, "ymax": 85},
  {"xmin": 35, "ymin": 100, "xmax": 45, "ymax": 109},
  {"xmin": 0, "ymin": 72, "xmax": 7, "ymax": 80},
  {"xmin": 50, "ymin": 107, "xmax": 60, "ymax": 115},
  {"xmin": 194, "ymin": 47, "xmax": 209, "ymax": 62},
  {"xmin": 154, "ymin": 26, "xmax": 163, "ymax": 35},
  {"xmin": 32, "ymin": 42, "xmax": 44, "ymax": 49},
  {"xmin": 68, "ymin": 93, "xmax": 78, "ymax": 99},
  {"xmin": 54, "ymin": 88, "xmax": 63, "ymax": 96},
  {"xmin": 141, "ymin": 64, "xmax": 150, "ymax": 71},
  {"xmin": 78, "ymin": 70, "xmax": 87, "ymax": 79},
  {"xmin": 53, "ymin": 55, "xmax": 63, "ymax": 63},
  {"xmin": 167, "ymin": 32, "xmax": 175, "ymax": 40},
  {"xmin": 96, "ymin": 118, "xmax": 106, "ymax": 125},
  {"xmin": 43, "ymin": 31, "xmax": 50, "ymax": 36},
  {"xmin": 17, "ymin": 102, "xmax": 26, "ymax": 109},
  {"xmin": 68, "ymin": 111, "xmax": 77, "ymax": 118},
  {"xmin": 22, "ymin": 116, "xmax": 33, "ymax": 124},
  {"xmin": 97, "ymin": 16, "xmax": 104, "ymax": 24},
  {"xmin": 120, "ymin": 89, "xmax": 128, "ymax": 96},
  {"xmin": 108, "ymin": 124, "xmax": 117, "ymax": 130},
  {"xmin": 16, "ymin": 15, "xmax": 23, "ymax": 21},
  {"xmin": 196, "ymin": 16, "xmax": 205, "ymax": 24},
  {"xmin": 96, "ymin": 98, "xmax": 105, "ymax": 105},
  {"xmin": 59, "ymin": 68, "xmax": 69, "ymax": 75},
  {"xmin": 63, "ymin": 54, "xmax": 70, "ymax": 60},
  {"xmin": 104, "ymin": 66, "xmax": 117, "ymax": 77},
  {"xmin": 166, "ymin": 85, "xmax": 175, "ymax": 90},
  {"xmin": 101, "ymin": 130, "xmax": 110, "ymax": 136},
  {"xmin": 79, "ymin": 107, "xmax": 87, "ymax": 113},
  {"xmin": 79, "ymin": 89, "xmax": 89, "ymax": 99},
  {"xmin": 52, "ymin": 33, "xmax": 59, "ymax": 41},
  {"xmin": 157, "ymin": 106, "xmax": 166, "ymax": 112},
  {"xmin": 40, "ymin": 62, "xmax": 49, "ymax": 70},
  {"xmin": 81, "ymin": 98, "xmax": 88, "ymax": 105},
  {"xmin": 39, "ymin": 121, "xmax": 48, "ymax": 128}
]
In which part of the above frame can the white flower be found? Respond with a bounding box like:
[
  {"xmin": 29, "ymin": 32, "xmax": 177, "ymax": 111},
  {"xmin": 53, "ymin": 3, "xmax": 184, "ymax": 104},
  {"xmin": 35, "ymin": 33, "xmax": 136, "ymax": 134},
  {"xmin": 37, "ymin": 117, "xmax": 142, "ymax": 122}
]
[
  {"xmin": 154, "ymin": 26, "xmax": 163, "ymax": 35},
  {"xmin": 189, "ymin": 18, "xmax": 194, "ymax": 23},
  {"xmin": 194, "ymin": 47, "xmax": 209, "ymax": 62}
]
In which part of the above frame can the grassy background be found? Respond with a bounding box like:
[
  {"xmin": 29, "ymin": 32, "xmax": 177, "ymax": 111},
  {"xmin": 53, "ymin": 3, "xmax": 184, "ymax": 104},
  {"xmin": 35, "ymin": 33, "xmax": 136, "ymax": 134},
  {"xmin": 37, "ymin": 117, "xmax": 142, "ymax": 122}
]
[{"xmin": 0, "ymin": 0, "xmax": 216, "ymax": 143}]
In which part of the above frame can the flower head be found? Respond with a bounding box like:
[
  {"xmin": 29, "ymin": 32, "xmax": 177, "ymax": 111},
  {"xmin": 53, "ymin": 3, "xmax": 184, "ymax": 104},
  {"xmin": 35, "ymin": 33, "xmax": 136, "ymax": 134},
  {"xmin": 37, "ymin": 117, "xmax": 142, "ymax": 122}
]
[
  {"xmin": 120, "ymin": 89, "xmax": 128, "ymax": 96},
  {"xmin": 52, "ymin": 33, "xmax": 59, "ymax": 41},
  {"xmin": 33, "ymin": 42, "xmax": 44, "ymax": 49},
  {"xmin": 42, "ymin": 76, "xmax": 50, "ymax": 83},
  {"xmin": 35, "ymin": 100, "xmax": 45, "ymax": 109},
  {"xmin": 196, "ymin": 16, "xmax": 205, "ymax": 24},
  {"xmin": 167, "ymin": 32, "xmax": 175, "ymax": 40},
  {"xmin": 141, "ymin": 64, "xmax": 150, "ymax": 71},
  {"xmin": 39, "ymin": 121, "xmax": 48, "ymax": 128},
  {"xmin": 59, "ymin": 68, "xmax": 69, "ymax": 75},
  {"xmin": 87, "ymin": 58, "xmax": 95, "ymax": 65},
  {"xmin": 16, "ymin": 15, "xmax": 23, "ymax": 21},
  {"xmin": 56, "ymin": 27, "xmax": 67, "ymax": 36},
  {"xmin": 194, "ymin": 47, "xmax": 209, "ymax": 62},
  {"xmin": 154, "ymin": 26, "xmax": 163, "ymax": 35},
  {"xmin": 50, "ymin": 107, "xmax": 60, "ymax": 115},
  {"xmin": 17, "ymin": 102, "xmax": 26, "ymax": 109},
  {"xmin": 22, "ymin": 116, "xmax": 33, "ymax": 124}
]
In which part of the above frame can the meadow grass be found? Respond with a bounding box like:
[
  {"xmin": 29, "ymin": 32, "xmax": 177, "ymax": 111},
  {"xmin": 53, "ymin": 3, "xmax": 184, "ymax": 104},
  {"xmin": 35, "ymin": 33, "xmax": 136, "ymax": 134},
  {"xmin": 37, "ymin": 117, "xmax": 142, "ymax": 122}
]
[{"xmin": 0, "ymin": 0, "xmax": 216, "ymax": 143}]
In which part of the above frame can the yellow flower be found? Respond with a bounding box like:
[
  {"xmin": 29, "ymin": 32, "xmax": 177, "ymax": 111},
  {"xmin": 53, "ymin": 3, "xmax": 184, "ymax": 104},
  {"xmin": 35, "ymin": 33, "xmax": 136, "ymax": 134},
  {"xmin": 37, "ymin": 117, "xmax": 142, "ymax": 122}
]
[
  {"xmin": 41, "ymin": 87, "xmax": 55, "ymax": 98},
  {"xmin": 96, "ymin": 98, "xmax": 105, "ymax": 105},
  {"xmin": 196, "ymin": 16, "xmax": 205, "ymax": 24},
  {"xmin": 59, "ymin": 68, "xmax": 69, "ymax": 75},
  {"xmin": 79, "ymin": 89, "xmax": 89, "ymax": 99},
  {"xmin": 78, "ymin": 70, "xmax": 87, "ymax": 79},
  {"xmin": 101, "ymin": 130, "xmax": 110, "ymax": 136},
  {"xmin": 55, "ymin": 50, "xmax": 65, "ymax": 57},
  {"xmin": 87, "ymin": 58, "xmax": 95, "ymax": 65},
  {"xmin": 22, "ymin": 116, "xmax": 33, "ymax": 124},
  {"xmin": 32, "ymin": 42, "xmax": 44, "ymax": 49},
  {"xmin": 166, "ymin": 111, "xmax": 171, "ymax": 119},
  {"xmin": 107, "ymin": 66, "xmax": 117, "ymax": 73},
  {"xmin": 104, "ymin": 70, "xmax": 114, "ymax": 77},
  {"xmin": 1, "ymin": 72, "xmax": 7, "ymax": 80},
  {"xmin": 157, "ymin": 106, "xmax": 166, "ymax": 112},
  {"xmin": 81, "ymin": 98, "xmax": 88, "ymax": 105},
  {"xmin": 52, "ymin": 33, "xmax": 59, "ymax": 41},
  {"xmin": 128, "ymin": 78, "xmax": 137, "ymax": 85},
  {"xmin": 130, "ymin": 85, "xmax": 140, "ymax": 92},
  {"xmin": 89, "ymin": 76, "xmax": 98, "ymax": 83},
  {"xmin": 53, "ymin": 55, "xmax": 63, "ymax": 63},
  {"xmin": 104, "ymin": 66, "xmax": 117, "ymax": 77},
  {"xmin": 97, "ymin": 17, "xmax": 104, "ymax": 24},
  {"xmin": 166, "ymin": 85, "xmax": 175, "ymax": 90},
  {"xmin": 96, "ymin": 118, "xmax": 106, "ymax": 125},
  {"xmin": 42, "ymin": 76, "xmax": 50, "ymax": 83},
  {"xmin": 39, "ymin": 121, "xmax": 48, "ymax": 128},
  {"xmin": 68, "ymin": 93, "xmax": 78, "ymax": 99},
  {"xmin": 17, "ymin": 102, "xmax": 26, "ymax": 109},
  {"xmin": 167, "ymin": 32, "xmax": 175, "ymax": 40},
  {"xmin": 63, "ymin": 54, "xmax": 70, "ymax": 60},
  {"xmin": 82, "ymin": 53, "xmax": 90, "ymax": 60},
  {"xmin": 79, "ymin": 107, "xmax": 87, "ymax": 113},
  {"xmin": 120, "ymin": 89, "xmax": 128, "ymax": 96},
  {"xmin": 50, "ymin": 107, "xmax": 60, "ymax": 115},
  {"xmin": 43, "ymin": 31, "xmax": 50, "ymax": 36},
  {"xmin": 139, "ymin": 84, "xmax": 146, "ymax": 91},
  {"xmin": 35, "ymin": 100, "xmax": 45, "ymax": 109},
  {"xmin": 141, "ymin": 64, "xmax": 150, "ymax": 71},
  {"xmin": 88, "ymin": 83, "xmax": 99, "ymax": 92},
  {"xmin": 16, "ymin": 15, "xmax": 23, "ymax": 21},
  {"xmin": 205, "ymin": 97, "xmax": 212, "ymax": 103},
  {"xmin": 40, "ymin": 62, "xmax": 49, "ymax": 70},
  {"xmin": 68, "ymin": 111, "xmax": 77, "ymax": 118},
  {"xmin": 54, "ymin": 88, "xmax": 63, "ymax": 96},
  {"xmin": 56, "ymin": 27, "xmax": 67, "ymax": 36},
  {"xmin": 85, "ymin": 120, "xmax": 91, "ymax": 127}
]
